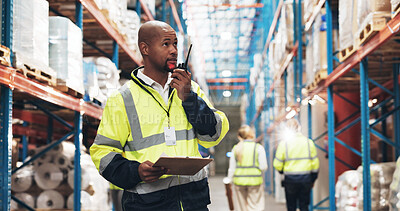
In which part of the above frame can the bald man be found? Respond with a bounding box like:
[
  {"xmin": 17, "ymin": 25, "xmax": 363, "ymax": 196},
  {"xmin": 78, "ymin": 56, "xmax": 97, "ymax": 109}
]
[{"xmin": 90, "ymin": 21, "xmax": 229, "ymax": 210}]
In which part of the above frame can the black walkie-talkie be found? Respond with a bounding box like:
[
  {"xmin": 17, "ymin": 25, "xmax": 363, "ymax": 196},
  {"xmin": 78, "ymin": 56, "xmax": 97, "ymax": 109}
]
[{"xmin": 177, "ymin": 44, "xmax": 192, "ymax": 72}]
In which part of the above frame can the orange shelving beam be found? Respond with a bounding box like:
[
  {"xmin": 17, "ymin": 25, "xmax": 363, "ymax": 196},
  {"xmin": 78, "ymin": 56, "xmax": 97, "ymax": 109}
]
[
  {"xmin": 304, "ymin": 0, "xmax": 326, "ymax": 31},
  {"xmin": 327, "ymin": 13, "xmax": 400, "ymax": 89},
  {"xmin": 0, "ymin": 66, "xmax": 103, "ymax": 119},
  {"xmin": 206, "ymin": 78, "xmax": 248, "ymax": 83},
  {"xmin": 79, "ymin": 0, "xmax": 143, "ymax": 66},
  {"xmin": 168, "ymin": 0, "xmax": 185, "ymax": 35},
  {"xmin": 307, "ymin": 12, "xmax": 400, "ymax": 97},
  {"xmin": 208, "ymin": 85, "xmax": 246, "ymax": 90},
  {"xmin": 138, "ymin": 0, "xmax": 155, "ymax": 21}
]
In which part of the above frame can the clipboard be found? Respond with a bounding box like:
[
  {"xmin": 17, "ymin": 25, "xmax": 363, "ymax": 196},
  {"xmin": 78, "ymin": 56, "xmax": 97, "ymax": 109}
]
[{"xmin": 153, "ymin": 156, "xmax": 213, "ymax": 176}]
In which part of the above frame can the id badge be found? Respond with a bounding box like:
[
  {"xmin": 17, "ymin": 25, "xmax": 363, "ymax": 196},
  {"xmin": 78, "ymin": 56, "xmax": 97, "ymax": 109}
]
[{"xmin": 164, "ymin": 127, "xmax": 177, "ymax": 146}]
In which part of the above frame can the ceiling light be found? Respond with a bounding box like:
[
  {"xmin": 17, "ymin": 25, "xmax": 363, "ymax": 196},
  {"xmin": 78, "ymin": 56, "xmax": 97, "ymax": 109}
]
[
  {"xmin": 223, "ymin": 90, "xmax": 231, "ymax": 98},
  {"xmin": 221, "ymin": 70, "xmax": 232, "ymax": 77},
  {"xmin": 220, "ymin": 32, "xmax": 232, "ymax": 40}
]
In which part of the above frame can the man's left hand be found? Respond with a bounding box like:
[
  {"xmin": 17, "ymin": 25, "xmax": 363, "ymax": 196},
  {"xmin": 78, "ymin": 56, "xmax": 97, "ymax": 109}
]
[{"xmin": 171, "ymin": 69, "xmax": 191, "ymax": 101}]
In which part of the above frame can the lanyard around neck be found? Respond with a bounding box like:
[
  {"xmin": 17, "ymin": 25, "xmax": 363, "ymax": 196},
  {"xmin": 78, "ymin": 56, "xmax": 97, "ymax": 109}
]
[{"xmin": 132, "ymin": 78, "xmax": 174, "ymax": 126}]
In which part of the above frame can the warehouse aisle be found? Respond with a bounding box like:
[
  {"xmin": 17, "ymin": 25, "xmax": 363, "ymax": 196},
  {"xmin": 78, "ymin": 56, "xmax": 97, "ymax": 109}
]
[{"xmin": 208, "ymin": 175, "xmax": 286, "ymax": 211}]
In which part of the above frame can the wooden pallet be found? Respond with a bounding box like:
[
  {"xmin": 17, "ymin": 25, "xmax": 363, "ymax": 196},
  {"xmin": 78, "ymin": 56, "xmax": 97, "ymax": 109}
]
[
  {"xmin": 306, "ymin": 69, "xmax": 327, "ymax": 91},
  {"xmin": 338, "ymin": 45, "xmax": 356, "ymax": 62},
  {"xmin": 55, "ymin": 79, "xmax": 83, "ymax": 98},
  {"xmin": 16, "ymin": 64, "xmax": 57, "ymax": 86},
  {"xmin": 13, "ymin": 52, "xmax": 57, "ymax": 86},
  {"xmin": 356, "ymin": 14, "xmax": 391, "ymax": 47},
  {"xmin": 0, "ymin": 44, "xmax": 11, "ymax": 66},
  {"xmin": 392, "ymin": 2, "xmax": 400, "ymax": 18}
]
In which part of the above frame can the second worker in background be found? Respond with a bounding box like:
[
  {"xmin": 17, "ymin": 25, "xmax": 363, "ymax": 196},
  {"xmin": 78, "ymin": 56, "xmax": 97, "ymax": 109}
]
[
  {"xmin": 273, "ymin": 119, "xmax": 319, "ymax": 211},
  {"xmin": 90, "ymin": 20, "xmax": 229, "ymax": 210},
  {"xmin": 226, "ymin": 125, "xmax": 268, "ymax": 211}
]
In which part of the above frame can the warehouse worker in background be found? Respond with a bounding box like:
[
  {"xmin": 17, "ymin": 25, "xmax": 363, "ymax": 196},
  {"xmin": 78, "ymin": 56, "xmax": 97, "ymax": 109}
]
[
  {"xmin": 90, "ymin": 20, "xmax": 229, "ymax": 210},
  {"xmin": 225, "ymin": 125, "xmax": 268, "ymax": 211},
  {"xmin": 273, "ymin": 119, "xmax": 319, "ymax": 211}
]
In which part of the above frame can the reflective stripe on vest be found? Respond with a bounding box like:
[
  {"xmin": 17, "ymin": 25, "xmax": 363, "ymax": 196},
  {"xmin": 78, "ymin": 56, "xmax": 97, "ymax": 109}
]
[
  {"xmin": 233, "ymin": 141, "xmax": 263, "ymax": 186},
  {"xmin": 118, "ymin": 81, "xmax": 207, "ymax": 194},
  {"xmin": 119, "ymin": 82, "xmax": 196, "ymax": 152},
  {"xmin": 282, "ymin": 135, "xmax": 317, "ymax": 175}
]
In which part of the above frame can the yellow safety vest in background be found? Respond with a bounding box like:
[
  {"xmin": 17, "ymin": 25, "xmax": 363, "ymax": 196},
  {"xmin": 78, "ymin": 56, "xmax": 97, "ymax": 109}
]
[
  {"xmin": 273, "ymin": 133, "xmax": 319, "ymax": 183},
  {"xmin": 233, "ymin": 140, "xmax": 263, "ymax": 186}
]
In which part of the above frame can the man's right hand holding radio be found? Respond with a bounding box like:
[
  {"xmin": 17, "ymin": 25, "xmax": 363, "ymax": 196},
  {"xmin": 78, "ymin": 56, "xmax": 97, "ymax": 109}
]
[{"xmin": 170, "ymin": 68, "xmax": 191, "ymax": 101}]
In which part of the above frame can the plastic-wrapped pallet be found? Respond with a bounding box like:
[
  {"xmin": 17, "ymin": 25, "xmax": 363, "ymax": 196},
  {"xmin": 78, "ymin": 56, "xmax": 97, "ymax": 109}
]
[
  {"xmin": 305, "ymin": 32, "xmax": 314, "ymax": 86},
  {"xmin": 357, "ymin": 0, "xmax": 391, "ymax": 38},
  {"xmin": 13, "ymin": 0, "xmax": 51, "ymax": 72},
  {"xmin": 127, "ymin": 0, "xmax": 156, "ymax": 17},
  {"xmin": 338, "ymin": 0, "xmax": 356, "ymax": 50},
  {"xmin": 49, "ymin": 16, "xmax": 84, "ymax": 95},
  {"xmin": 83, "ymin": 60, "xmax": 107, "ymax": 104},
  {"xmin": 84, "ymin": 57, "xmax": 121, "ymax": 106},
  {"xmin": 357, "ymin": 162, "xmax": 396, "ymax": 211},
  {"xmin": 335, "ymin": 170, "xmax": 362, "ymax": 211},
  {"xmin": 124, "ymin": 10, "xmax": 142, "ymax": 58},
  {"xmin": 389, "ymin": 157, "xmax": 400, "ymax": 210},
  {"xmin": 311, "ymin": 11, "xmax": 327, "ymax": 75},
  {"xmin": 97, "ymin": 0, "xmax": 128, "ymax": 32},
  {"xmin": 286, "ymin": 63, "xmax": 294, "ymax": 103},
  {"xmin": 282, "ymin": 1, "xmax": 294, "ymax": 49}
]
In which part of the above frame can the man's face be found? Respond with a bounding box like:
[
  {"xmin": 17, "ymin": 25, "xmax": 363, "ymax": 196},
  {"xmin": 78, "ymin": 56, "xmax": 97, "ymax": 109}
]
[{"xmin": 148, "ymin": 27, "xmax": 178, "ymax": 72}]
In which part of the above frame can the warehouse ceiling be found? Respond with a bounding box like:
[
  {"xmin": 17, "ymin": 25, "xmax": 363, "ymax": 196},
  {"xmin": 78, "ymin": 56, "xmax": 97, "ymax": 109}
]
[
  {"xmin": 184, "ymin": 0, "xmax": 265, "ymax": 106},
  {"xmin": 186, "ymin": 0, "xmax": 263, "ymax": 78}
]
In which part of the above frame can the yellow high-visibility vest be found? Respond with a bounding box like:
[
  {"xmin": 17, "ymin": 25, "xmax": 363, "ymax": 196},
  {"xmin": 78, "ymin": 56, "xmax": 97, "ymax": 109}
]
[
  {"xmin": 90, "ymin": 68, "xmax": 229, "ymax": 194},
  {"xmin": 273, "ymin": 133, "xmax": 319, "ymax": 182},
  {"xmin": 233, "ymin": 141, "xmax": 263, "ymax": 186}
]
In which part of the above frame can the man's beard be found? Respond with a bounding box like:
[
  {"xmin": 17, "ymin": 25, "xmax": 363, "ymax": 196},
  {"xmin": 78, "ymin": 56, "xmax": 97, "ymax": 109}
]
[{"xmin": 164, "ymin": 61, "xmax": 174, "ymax": 73}]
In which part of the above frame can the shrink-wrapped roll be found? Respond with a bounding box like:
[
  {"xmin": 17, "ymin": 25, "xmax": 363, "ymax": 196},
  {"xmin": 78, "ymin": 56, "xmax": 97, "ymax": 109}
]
[
  {"xmin": 36, "ymin": 190, "xmax": 64, "ymax": 209},
  {"xmin": 34, "ymin": 163, "xmax": 63, "ymax": 190},
  {"xmin": 54, "ymin": 154, "xmax": 72, "ymax": 170},
  {"xmin": 11, "ymin": 193, "xmax": 35, "ymax": 209},
  {"xmin": 67, "ymin": 191, "xmax": 92, "ymax": 209},
  {"xmin": 67, "ymin": 168, "xmax": 90, "ymax": 190},
  {"xmin": 11, "ymin": 166, "xmax": 33, "ymax": 192}
]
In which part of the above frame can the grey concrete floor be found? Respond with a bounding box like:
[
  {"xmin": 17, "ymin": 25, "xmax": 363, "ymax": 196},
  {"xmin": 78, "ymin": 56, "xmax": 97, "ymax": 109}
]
[{"xmin": 208, "ymin": 175, "xmax": 286, "ymax": 211}]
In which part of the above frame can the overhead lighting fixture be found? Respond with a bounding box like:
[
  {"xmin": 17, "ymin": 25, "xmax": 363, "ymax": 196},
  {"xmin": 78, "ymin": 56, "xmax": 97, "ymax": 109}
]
[
  {"xmin": 220, "ymin": 31, "xmax": 232, "ymax": 40},
  {"xmin": 223, "ymin": 90, "xmax": 231, "ymax": 98},
  {"xmin": 221, "ymin": 70, "xmax": 232, "ymax": 77}
]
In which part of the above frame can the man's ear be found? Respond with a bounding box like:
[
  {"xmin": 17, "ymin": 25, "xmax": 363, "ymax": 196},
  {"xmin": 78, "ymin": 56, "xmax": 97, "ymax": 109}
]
[{"xmin": 139, "ymin": 42, "xmax": 149, "ymax": 56}]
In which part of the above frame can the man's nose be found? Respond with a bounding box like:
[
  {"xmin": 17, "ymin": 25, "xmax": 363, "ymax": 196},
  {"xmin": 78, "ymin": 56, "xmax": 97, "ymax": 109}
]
[{"xmin": 170, "ymin": 46, "xmax": 178, "ymax": 54}]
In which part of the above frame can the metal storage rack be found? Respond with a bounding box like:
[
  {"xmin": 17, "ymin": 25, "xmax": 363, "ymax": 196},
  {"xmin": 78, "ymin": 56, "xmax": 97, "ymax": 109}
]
[
  {"xmin": 248, "ymin": 0, "xmax": 400, "ymax": 210},
  {"xmin": 0, "ymin": 0, "xmax": 186, "ymax": 210}
]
